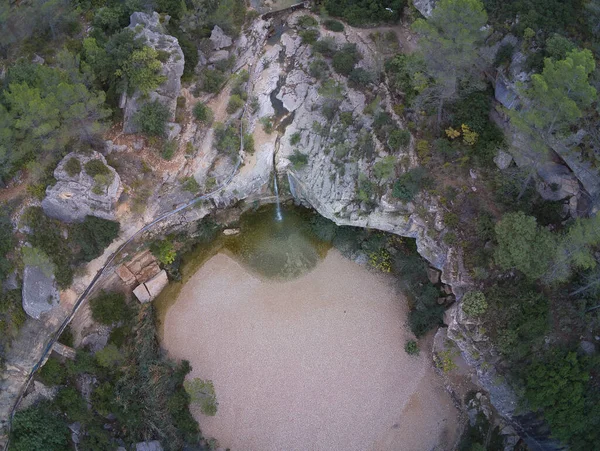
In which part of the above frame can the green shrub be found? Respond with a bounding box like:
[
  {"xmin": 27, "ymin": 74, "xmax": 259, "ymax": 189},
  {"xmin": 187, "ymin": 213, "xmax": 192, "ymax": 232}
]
[
  {"xmin": 84, "ymin": 159, "xmax": 110, "ymax": 177},
  {"xmin": 444, "ymin": 212, "xmax": 459, "ymax": 228},
  {"xmin": 461, "ymin": 291, "xmax": 487, "ymax": 317},
  {"xmin": 312, "ymin": 38, "xmax": 337, "ymax": 57},
  {"xmin": 38, "ymin": 357, "xmax": 68, "ymax": 386},
  {"xmin": 89, "ymin": 291, "xmax": 130, "ymax": 325},
  {"xmin": 161, "ymin": 140, "xmax": 177, "ymax": 160},
  {"xmin": 226, "ymin": 94, "xmax": 244, "ymax": 114},
  {"xmin": 243, "ymin": 133, "xmax": 255, "ymax": 154},
  {"xmin": 200, "ymin": 68, "xmax": 226, "ymax": 93},
  {"xmin": 11, "ymin": 402, "xmax": 69, "ymax": 451},
  {"xmin": 404, "ymin": 340, "xmax": 419, "ymax": 355},
  {"xmin": 300, "ymin": 29, "xmax": 320, "ymax": 45},
  {"xmin": 95, "ymin": 343, "xmax": 125, "ymax": 368},
  {"xmin": 134, "ymin": 100, "xmax": 170, "ymax": 137},
  {"xmin": 184, "ymin": 378, "xmax": 218, "ymax": 416},
  {"xmin": 64, "ymin": 158, "xmax": 81, "ymax": 177},
  {"xmin": 260, "ymin": 116, "xmax": 274, "ymax": 134},
  {"xmin": 289, "ymin": 150, "xmax": 309, "ymax": 169},
  {"xmin": 494, "ymin": 43, "xmax": 515, "ymax": 67},
  {"xmin": 72, "ymin": 216, "xmax": 120, "ymax": 262},
  {"xmin": 182, "ymin": 177, "xmax": 201, "ymax": 193},
  {"xmin": 150, "ymin": 239, "xmax": 176, "ymax": 265},
  {"xmin": 214, "ymin": 122, "xmax": 241, "ymax": 157},
  {"xmin": 323, "ymin": 19, "xmax": 344, "ymax": 32},
  {"xmin": 349, "ymin": 67, "xmax": 375, "ymax": 85},
  {"xmin": 332, "ymin": 43, "xmax": 361, "ymax": 76},
  {"xmin": 193, "ymin": 102, "xmax": 213, "ymax": 124},
  {"xmin": 388, "ymin": 129, "xmax": 411, "ymax": 150},
  {"xmin": 290, "ymin": 132, "xmax": 301, "ymax": 145},
  {"xmin": 55, "ymin": 387, "xmax": 87, "ymax": 421},
  {"xmin": 297, "ymin": 15, "xmax": 318, "ymax": 28},
  {"xmin": 392, "ymin": 167, "xmax": 430, "ymax": 202}
]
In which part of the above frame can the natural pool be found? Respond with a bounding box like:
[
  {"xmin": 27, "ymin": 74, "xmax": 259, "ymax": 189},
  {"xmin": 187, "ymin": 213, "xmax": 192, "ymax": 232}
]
[{"xmin": 158, "ymin": 205, "xmax": 460, "ymax": 450}]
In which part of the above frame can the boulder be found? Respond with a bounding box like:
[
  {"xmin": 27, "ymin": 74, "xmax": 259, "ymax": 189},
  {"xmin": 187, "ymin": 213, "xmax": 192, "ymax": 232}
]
[
  {"xmin": 42, "ymin": 151, "xmax": 122, "ymax": 223},
  {"xmin": 426, "ymin": 267, "xmax": 441, "ymax": 285},
  {"xmin": 412, "ymin": 0, "xmax": 437, "ymax": 17},
  {"xmin": 22, "ymin": 266, "xmax": 60, "ymax": 320},
  {"xmin": 116, "ymin": 265, "xmax": 136, "ymax": 285},
  {"xmin": 133, "ymin": 284, "xmax": 152, "ymax": 303},
  {"xmin": 493, "ymin": 150, "xmax": 513, "ymax": 170},
  {"xmin": 136, "ymin": 441, "xmax": 163, "ymax": 451},
  {"xmin": 580, "ymin": 340, "xmax": 596, "ymax": 355},
  {"xmin": 494, "ymin": 74, "xmax": 518, "ymax": 109},
  {"xmin": 122, "ymin": 12, "xmax": 184, "ymax": 134},
  {"xmin": 210, "ymin": 25, "xmax": 233, "ymax": 50},
  {"xmin": 145, "ymin": 270, "xmax": 169, "ymax": 299},
  {"xmin": 209, "ymin": 49, "xmax": 230, "ymax": 64},
  {"xmin": 165, "ymin": 122, "xmax": 181, "ymax": 141},
  {"xmin": 536, "ymin": 162, "xmax": 580, "ymax": 201},
  {"xmin": 19, "ymin": 381, "xmax": 58, "ymax": 411}
]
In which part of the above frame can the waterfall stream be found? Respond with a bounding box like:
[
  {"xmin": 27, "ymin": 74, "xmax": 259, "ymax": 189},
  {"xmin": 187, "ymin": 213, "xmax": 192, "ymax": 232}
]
[{"xmin": 273, "ymin": 173, "xmax": 283, "ymax": 221}]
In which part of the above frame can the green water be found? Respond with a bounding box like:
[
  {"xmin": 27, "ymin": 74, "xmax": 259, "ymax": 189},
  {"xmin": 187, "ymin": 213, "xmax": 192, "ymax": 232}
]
[{"xmin": 154, "ymin": 204, "xmax": 330, "ymax": 333}]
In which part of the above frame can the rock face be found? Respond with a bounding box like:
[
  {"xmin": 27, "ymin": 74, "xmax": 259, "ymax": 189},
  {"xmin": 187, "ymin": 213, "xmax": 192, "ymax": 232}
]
[
  {"xmin": 22, "ymin": 266, "xmax": 60, "ymax": 320},
  {"xmin": 122, "ymin": 12, "xmax": 185, "ymax": 134},
  {"xmin": 135, "ymin": 441, "xmax": 163, "ymax": 451},
  {"xmin": 42, "ymin": 151, "xmax": 122, "ymax": 223},
  {"xmin": 210, "ymin": 25, "xmax": 233, "ymax": 50},
  {"xmin": 413, "ymin": 0, "xmax": 437, "ymax": 17}
]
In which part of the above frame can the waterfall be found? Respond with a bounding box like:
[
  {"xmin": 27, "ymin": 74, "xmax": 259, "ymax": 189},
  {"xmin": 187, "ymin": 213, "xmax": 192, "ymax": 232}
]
[{"xmin": 274, "ymin": 174, "xmax": 283, "ymax": 221}]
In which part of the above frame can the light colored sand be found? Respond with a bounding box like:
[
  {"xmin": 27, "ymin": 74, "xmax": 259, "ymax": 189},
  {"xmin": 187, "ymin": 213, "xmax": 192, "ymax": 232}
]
[{"xmin": 162, "ymin": 250, "xmax": 460, "ymax": 451}]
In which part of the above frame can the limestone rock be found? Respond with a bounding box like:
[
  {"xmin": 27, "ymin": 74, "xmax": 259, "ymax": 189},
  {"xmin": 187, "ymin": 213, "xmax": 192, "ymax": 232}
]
[
  {"xmin": 494, "ymin": 75, "xmax": 518, "ymax": 109},
  {"xmin": 133, "ymin": 284, "xmax": 152, "ymax": 303},
  {"xmin": 412, "ymin": 0, "xmax": 437, "ymax": 17},
  {"xmin": 136, "ymin": 441, "xmax": 163, "ymax": 451},
  {"xmin": 165, "ymin": 122, "xmax": 182, "ymax": 141},
  {"xmin": 209, "ymin": 49, "xmax": 230, "ymax": 64},
  {"xmin": 426, "ymin": 267, "xmax": 441, "ymax": 285},
  {"xmin": 145, "ymin": 270, "xmax": 168, "ymax": 299},
  {"xmin": 19, "ymin": 381, "xmax": 58, "ymax": 411},
  {"xmin": 493, "ymin": 150, "xmax": 513, "ymax": 170},
  {"xmin": 22, "ymin": 266, "xmax": 60, "ymax": 320},
  {"xmin": 580, "ymin": 340, "xmax": 596, "ymax": 355},
  {"xmin": 536, "ymin": 162, "xmax": 580, "ymax": 201},
  {"xmin": 42, "ymin": 151, "xmax": 122, "ymax": 223},
  {"xmin": 210, "ymin": 25, "xmax": 233, "ymax": 50},
  {"xmin": 116, "ymin": 265, "xmax": 136, "ymax": 285},
  {"xmin": 223, "ymin": 228, "xmax": 240, "ymax": 236},
  {"xmin": 122, "ymin": 12, "xmax": 184, "ymax": 134}
]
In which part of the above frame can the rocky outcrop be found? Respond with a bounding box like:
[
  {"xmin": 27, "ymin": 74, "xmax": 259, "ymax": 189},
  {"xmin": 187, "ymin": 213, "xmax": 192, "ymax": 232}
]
[
  {"xmin": 22, "ymin": 266, "xmax": 60, "ymax": 320},
  {"xmin": 133, "ymin": 270, "xmax": 168, "ymax": 303},
  {"xmin": 210, "ymin": 25, "xmax": 233, "ymax": 50},
  {"xmin": 412, "ymin": 0, "xmax": 437, "ymax": 17},
  {"xmin": 42, "ymin": 151, "xmax": 122, "ymax": 223},
  {"xmin": 121, "ymin": 12, "xmax": 184, "ymax": 134}
]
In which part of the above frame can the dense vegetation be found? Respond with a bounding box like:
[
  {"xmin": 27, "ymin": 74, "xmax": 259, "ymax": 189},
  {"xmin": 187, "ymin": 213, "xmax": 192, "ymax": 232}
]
[{"xmin": 12, "ymin": 304, "xmax": 200, "ymax": 450}]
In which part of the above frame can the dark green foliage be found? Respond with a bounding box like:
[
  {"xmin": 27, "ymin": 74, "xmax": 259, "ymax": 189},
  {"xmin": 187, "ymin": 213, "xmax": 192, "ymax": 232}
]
[
  {"xmin": 388, "ymin": 129, "xmax": 411, "ymax": 150},
  {"xmin": 289, "ymin": 150, "xmax": 309, "ymax": 169},
  {"xmin": 544, "ymin": 34, "xmax": 576, "ymax": 60},
  {"xmin": 392, "ymin": 167, "xmax": 431, "ymax": 202},
  {"xmin": 10, "ymin": 402, "xmax": 69, "ymax": 451},
  {"xmin": 193, "ymin": 102, "xmax": 213, "ymax": 124},
  {"xmin": 297, "ymin": 15, "xmax": 318, "ymax": 28},
  {"xmin": 199, "ymin": 69, "xmax": 226, "ymax": 93},
  {"xmin": 71, "ymin": 216, "xmax": 120, "ymax": 262},
  {"xmin": 64, "ymin": 157, "xmax": 81, "ymax": 177},
  {"xmin": 58, "ymin": 326, "xmax": 74, "ymax": 347},
  {"xmin": 323, "ymin": 19, "xmax": 345, "ymax": 32},
  {"xmin": 226, "ymin": 94, "xmax": 244, "ymax": 114},
  {"xmin": 349, "ymin": 68, "xmax": 375, "ymax": 86},
  {"xmin": 450, "ymin": 89, "xmax": 505, "ymax": 165},
  {"xmin": 0, "ymin": 210, "xmax": 13, "ymax": 287},
  {"xmin": 324, "ymin": 0, "xmax": 405, "ymax": 26},
  {"xmin": 408, "ymin": 284, "xmax": 445, "ymax": 337},
  {"xmin": 84, "ymin": 159, "xmax": 110, "ymax": 177},
  {"xmin": 404, "ymin": 340, "xmax": 419, "ymax": 355},
  {"xmin": 38, "ymin": 356, "xmax": 68, "ymax": 386},
  {"xmin": 89, "ymin": 291, "xmax": 130, "ymax": 325},
  {"xmin": 55, "ymin": 387, "xmax": 87, "ymax": 421},
  {"xmin": 22, "ymin": 207, "xmax": 73, "ymax": 288},
  {"xmin": 300, "ymin": 29, "xmax": 320, "ymax": 45},
  {"xmin": 332, "ymin": 44, "xmax": 361, "ymax": 76},
  {"xmin": 312, "ymin": 38, "xmax": 337, "ymax": 58},
  {"xmin": 385, "ymin": 53, "xmax": 426, "ymax": 104},
  {"xmin": 523, "ymin": 350, "xmax": 600, "ymax": 448},
  {"xmin": 161, "ymin": 140, "xmax": 177, "ymax": 160},
  {"xmin": 134, "ymin": 100, "xmax": 170, "ymax": 137},
  {"xmin": 484, "ymin": 283, "xmax": 549, "ymax": 361},
  {"xmin": 214, "ymin": 122, "xmax": 241, "ymax": 158},
  {"xmin": 482, "ymin": 0, "xmax": 586, "ymax": 36},
  {"xmin": 309, "ymin": 59, "xmax": 329, "ymax": 80},
  {"xmin": 494, "ymin": 43, "xmax": 514, "ymax": 67}
]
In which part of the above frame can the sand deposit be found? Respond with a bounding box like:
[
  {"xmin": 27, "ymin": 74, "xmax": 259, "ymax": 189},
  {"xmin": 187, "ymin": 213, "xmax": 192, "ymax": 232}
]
[{"xmin": 162, "ymin": 250, "xmax": 460, "ymax": 451}]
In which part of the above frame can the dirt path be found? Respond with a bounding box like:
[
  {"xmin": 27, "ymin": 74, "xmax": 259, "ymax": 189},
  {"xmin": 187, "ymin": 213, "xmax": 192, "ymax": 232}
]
[{"xmin": 162, "ymin": 250, "xmax": 460, "ymax": 451}]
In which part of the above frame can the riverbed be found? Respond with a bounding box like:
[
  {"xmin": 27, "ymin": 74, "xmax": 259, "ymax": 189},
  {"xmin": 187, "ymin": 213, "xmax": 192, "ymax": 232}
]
[{"xmin": 162, "ymin": 249, "xmax": 460, "ymax": 450}]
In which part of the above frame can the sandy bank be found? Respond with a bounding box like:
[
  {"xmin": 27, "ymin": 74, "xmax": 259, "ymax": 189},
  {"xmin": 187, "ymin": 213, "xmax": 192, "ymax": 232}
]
[{"xmin": 162, "ymin": 250, "xmax": 460, "ymax": 451}]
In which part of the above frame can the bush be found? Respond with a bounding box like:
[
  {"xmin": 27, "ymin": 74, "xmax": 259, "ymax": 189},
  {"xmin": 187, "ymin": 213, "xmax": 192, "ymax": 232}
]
[
  {"xmin": 64, "ymin": 158, "xmax": 81, "ymax": 177},
  {"xmin": 184, "ymin": 378, "xmax": 218, "ymax": 416},
  {"xmin": 150, "ymin": 239, "xmax": 176, "ymax": 265},
  {"xmin": 388, "ymin": 129, "xmax": 411, "ymax": 150},
  {"xmin": 312, "ymin": 38, "xmax": 337, "ymax": 57},
  {"xmin": 461, "ymin": 291, "xmax": 487, "ymax": 317},
  {"xmin": 38, "ymin": 357, "xmax": 68, "ymax": 386},
  {"xmin": 200, "ymin": 69, "xmax": 226, "ymax": 93},
  {"xmin": 214, "ymin": 122, "xmax": 241, "ymax": 157},
  {"xmin": 404, "ymin": 340, "xmax": 419, "ymax": 355},
  {"xmin": 84, "ymin": 159, "xmax": 110, "ymax": 177},
  {"xmin": 297, "ymin": 15, "xmax": 318, "ymax": 28},
  {"xmin": 11, "ymin": 402, "xmax": 69, "ymax": 451},
  {"xmin": 290, "ymin": 132, "xmax": 301, "ymax": 146},
  {"xmin": 300, "ymin": 29, "xmax": 320, "ymax": 45},
  {"xmin": 72, "ymin": 216, "xmax": 120, "ymax": 262},
  {"xmin": 134, "ymin": 100, "xmax": 170, "ymax": 137},
  {"xmin": 349, "ymin": 67, "xmax": 375, "ymax": 85},
  {"xmin": 494, "ymin": 43, "xmax": 515, "ymax": 67},
  {"xmin": 243, "ymin": 133, "xmax": 255, "ymax": 154},
  {"xmin": 332, "ymin": 43, "xmax": 361, "ymax": 76},
  {"xmin": 323, "ymin": 19, "xmax": 344, "ymax": 32},
  {"xmin": 161, "ymin": 140, "xmax": 177, "ymax": 160},
  {"xmin": 191, "ymin": 104, "xmax": 212, "ymax": 128},
  {"xmin": 226, "ymin": 94, "xmax": 244, "ymax": 114},
  {"xmin": 89, "ymin": 291, "xmax": 130, "ymax": 325},
  {"xmin": 392, "ymin": 167, "xmax": 430, "ymax": 202},
  {"xmin": 289, "ymin": 150, "xmax": 309, "ymax": 169},
  {"xmin": 55, "ymin": 387, "xmax": 87, "ymax": 421}
]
